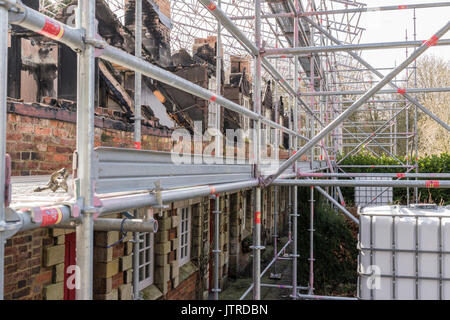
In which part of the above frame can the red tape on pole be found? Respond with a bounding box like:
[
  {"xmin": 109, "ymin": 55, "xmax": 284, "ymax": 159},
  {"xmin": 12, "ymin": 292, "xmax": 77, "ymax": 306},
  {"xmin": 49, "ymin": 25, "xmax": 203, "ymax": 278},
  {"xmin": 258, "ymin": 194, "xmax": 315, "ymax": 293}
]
[
  {"xmin": 208, "ymin": 2, "xmax": 217, "ymax": 11},
  {"xmin": 38, "ymin": 17, "xmax": 65, "ymax": 40},
  {"xmin": 426, "ymin": 180, "xmax": 440, "ymax": 188},
  {"xmin": 40, "ymin": 207, "xmax": 64, "ymax": 227},
  {"xmin": 424, "ymin": 35, "xmax": 438, "ymax": 47},
  {"xmin": 210, "ymin": 96, "xmax": 217, "ymax": 102},
  {"xmin": 397, "ymin": 88, "xmax": 406, "ymax": 95},
  {"xmin": 397, "ymin": 173, "xmax": 406, "ymax": 178},
  {"xmin": 134, "ymin": 142, "xmax": 142, "ymax": 150},
  {"xmin": 255, "ymin": 211, "xmax": 261, "ymax": 224},
  {"xmin": 398, "ymin": 5, "xmax": 407, "ymax": 9}
]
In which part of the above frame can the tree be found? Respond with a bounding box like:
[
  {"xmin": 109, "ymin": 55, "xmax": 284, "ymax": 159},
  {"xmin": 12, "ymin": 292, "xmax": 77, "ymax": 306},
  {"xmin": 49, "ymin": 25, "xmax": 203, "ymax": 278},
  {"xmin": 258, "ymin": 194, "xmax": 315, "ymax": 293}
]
[{"xmin": 409, "ymin": 55, "xmax": 450, "ymax": 156}]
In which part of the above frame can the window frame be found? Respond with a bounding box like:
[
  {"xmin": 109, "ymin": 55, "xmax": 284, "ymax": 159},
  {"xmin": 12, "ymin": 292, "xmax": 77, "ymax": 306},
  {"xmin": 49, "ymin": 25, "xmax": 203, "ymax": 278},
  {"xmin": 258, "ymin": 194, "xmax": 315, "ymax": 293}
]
[
  {"xmin": 178, "ymin": 206, "xmax": 192, "ymax": 267},
  {"xmin": 137, "ymin": 231, "xmax": 155, "ymax": 291}
]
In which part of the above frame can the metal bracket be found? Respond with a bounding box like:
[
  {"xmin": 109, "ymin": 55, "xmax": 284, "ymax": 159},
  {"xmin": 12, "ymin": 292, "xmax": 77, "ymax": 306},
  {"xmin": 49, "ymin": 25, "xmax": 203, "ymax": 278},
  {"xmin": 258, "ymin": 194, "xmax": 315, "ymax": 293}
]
[
  {"xmin": 84, "ymin": 37, "xmax": 107, "ymax": 49},
  {"xmin": 0, "ymin": 207, "xmax": 22, "ymax": 239},
  {"xmin": 151, "ymin": 181, "xmax": 169, "ymax": 217},
  {"xmin": 249, "ymin": 245, "xmax": 265, "ymax": 250}
]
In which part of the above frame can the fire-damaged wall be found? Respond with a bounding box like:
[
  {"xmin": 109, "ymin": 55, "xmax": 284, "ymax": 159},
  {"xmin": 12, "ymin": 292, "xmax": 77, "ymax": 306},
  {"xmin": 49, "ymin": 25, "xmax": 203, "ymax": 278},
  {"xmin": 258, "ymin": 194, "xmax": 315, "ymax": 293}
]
[{"xmin": 125, "ymin": 0, "xmax": 172, "ymax": 67}]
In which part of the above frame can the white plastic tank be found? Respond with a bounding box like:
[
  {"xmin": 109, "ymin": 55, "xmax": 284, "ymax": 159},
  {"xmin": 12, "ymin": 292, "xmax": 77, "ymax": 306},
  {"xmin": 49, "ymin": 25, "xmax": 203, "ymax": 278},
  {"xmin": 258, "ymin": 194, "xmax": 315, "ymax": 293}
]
[{"xmin": 358, "ymin": 204, "xmax": 450, "ymax": 300}]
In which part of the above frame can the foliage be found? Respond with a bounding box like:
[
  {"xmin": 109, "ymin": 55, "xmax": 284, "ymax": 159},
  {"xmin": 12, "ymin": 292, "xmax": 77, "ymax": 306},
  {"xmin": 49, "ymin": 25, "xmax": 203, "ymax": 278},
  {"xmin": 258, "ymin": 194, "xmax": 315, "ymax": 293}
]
[
  {"xmin": 296, "ymin": 188, "xmax": 358, "ymax": 296},
  {"xmin": 338, "ymin": 153, "xmax": 450, "ymax": 205}
]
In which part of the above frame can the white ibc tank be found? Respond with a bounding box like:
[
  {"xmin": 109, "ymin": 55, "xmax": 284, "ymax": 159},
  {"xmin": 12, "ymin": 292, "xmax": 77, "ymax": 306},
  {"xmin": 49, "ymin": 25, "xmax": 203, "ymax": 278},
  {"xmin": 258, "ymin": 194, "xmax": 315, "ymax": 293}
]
[{"xmin": 358, "ymin": 205, "xmax": 450, "ymax": 300}]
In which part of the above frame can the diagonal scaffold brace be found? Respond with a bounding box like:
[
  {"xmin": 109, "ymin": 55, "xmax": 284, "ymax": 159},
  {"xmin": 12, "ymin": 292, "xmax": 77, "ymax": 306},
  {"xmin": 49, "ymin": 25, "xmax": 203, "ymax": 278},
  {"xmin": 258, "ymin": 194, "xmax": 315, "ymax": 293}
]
[{"xmin": 264, "ymin": 20, "xmax": 450, "ymax": 186}]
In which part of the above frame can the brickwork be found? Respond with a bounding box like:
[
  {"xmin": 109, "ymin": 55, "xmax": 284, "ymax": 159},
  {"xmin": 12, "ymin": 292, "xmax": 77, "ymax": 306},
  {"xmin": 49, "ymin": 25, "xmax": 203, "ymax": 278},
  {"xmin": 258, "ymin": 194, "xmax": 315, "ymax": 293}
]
[
  {"xmin": 6, "ymin": 102, "xmax": 172, "ymax": 176},
  {"xmin": 3, "ymin": 227, "xmax": 74, "ymax": 300},
  {"xmin": 165, "ymin": 271, "xmax": 198, "ymax": 300},
  {"xmin": 154, "ymin": 0, "xmax": 171, "ymax": 18}
]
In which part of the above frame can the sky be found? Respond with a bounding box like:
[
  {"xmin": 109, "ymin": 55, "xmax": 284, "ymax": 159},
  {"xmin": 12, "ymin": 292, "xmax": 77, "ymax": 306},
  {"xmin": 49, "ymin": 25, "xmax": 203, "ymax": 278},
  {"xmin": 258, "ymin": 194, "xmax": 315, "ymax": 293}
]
[{"xmin": 358, "ymin": 0, "xmax": 450, "ymax": 74}]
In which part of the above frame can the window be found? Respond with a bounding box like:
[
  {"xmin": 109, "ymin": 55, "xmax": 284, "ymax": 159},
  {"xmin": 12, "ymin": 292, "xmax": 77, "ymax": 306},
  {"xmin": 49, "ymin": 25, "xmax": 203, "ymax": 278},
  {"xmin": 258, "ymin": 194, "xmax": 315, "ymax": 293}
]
[
  {"xmin": 137, "ymin": 232, "xmax": 154, "ymax": 290},
  {"xmin": 178, "ymin": 207, "xmax": 191, "ymax": 267}
]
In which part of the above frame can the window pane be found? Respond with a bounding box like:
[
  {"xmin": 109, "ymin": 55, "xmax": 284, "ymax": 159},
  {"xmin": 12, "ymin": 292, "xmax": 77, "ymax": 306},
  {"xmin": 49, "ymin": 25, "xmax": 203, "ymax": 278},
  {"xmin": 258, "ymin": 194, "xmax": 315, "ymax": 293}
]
[{"xmin": 139, "ymin": 267, "xmax": 144, "ymax": 281}]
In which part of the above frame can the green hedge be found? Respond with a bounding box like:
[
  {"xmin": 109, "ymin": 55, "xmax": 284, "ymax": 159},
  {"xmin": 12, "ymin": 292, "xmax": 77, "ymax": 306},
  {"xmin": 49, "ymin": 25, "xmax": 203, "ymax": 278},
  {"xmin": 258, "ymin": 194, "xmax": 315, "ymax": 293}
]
[
  {"xmin": 296, "ymin": 188, "xmax": 358, "ymax": 295},
  {"xmin": 337, "ymin": 153, "xmax": 450, "ymax": 205}
]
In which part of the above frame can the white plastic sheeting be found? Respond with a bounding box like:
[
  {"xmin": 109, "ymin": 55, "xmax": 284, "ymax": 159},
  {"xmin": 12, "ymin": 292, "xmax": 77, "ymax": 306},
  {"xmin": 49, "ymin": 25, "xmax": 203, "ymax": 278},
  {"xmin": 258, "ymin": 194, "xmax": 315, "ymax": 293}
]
[{"xmin": 358, "ymin": 205, "xmax": 450, "ymax": 300}]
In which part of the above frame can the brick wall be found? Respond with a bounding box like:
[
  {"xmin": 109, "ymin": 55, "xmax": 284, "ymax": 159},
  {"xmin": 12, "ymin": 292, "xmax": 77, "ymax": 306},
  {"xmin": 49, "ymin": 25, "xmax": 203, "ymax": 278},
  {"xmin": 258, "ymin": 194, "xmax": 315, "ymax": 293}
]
[
  {"xmin": 6, "ymin": 102, "xmax": 172, "ymax": 176},
  {"xmin": 154, "ymin": 0, "xmax": 171, "ymax": 18},
  {"xmin": 93, "ymin": 224, "xmax": 133, "ymax": 300},
  {"xmin": 3, "ymin": 228, "xmax": 72, "ymax": 300},
  {"xmin": 166, "ymin": 272, "xmax": 198, "ymax": 300}
]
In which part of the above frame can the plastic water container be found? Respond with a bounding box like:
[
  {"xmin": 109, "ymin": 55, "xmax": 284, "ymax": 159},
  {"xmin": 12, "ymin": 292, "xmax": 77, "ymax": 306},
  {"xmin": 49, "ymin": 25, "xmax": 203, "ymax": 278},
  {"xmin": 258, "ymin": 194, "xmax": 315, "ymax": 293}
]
[{"xmin": 358, "ymin": 204, "xmax": 450, "ymax": 300}]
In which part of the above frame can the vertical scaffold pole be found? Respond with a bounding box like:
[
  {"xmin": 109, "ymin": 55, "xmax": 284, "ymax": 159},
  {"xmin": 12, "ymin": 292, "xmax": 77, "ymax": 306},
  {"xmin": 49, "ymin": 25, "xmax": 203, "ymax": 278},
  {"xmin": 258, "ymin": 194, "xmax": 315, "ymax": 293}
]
[
  {"xmin": 133, "ymin": 0, "xmax": 143, "ymax": 301},
  {"xmin": 308, "ymin": 186, "xmax": 315, "ymax": 294},
  {"xmin": 216, "ymin": 0, "xmax": 222, "ymax": 151},
  {"xmin": 291, "ymin": 0, "xmax": 300, "ymax": 300},
  {"xmin": 76, "ymin": 0, "xmax": 96, "ymax": 300},
  {"xmin": 0, "ymin": 4, "xmax": 8, "ymax": 301},
  {"xmin": 213, "ymin": 195, "xmax": 221, "ymax": 300},
  {"xmin": 252, "ymin": 0, "xmax": 262, "ymax": 301},
  {"xmin": 213, "ymin": 1, "xmax": 222, "ymax": 300},
  {"xmin": 413, "ymin": 9, "xmax": 419, "ymax": 204}
]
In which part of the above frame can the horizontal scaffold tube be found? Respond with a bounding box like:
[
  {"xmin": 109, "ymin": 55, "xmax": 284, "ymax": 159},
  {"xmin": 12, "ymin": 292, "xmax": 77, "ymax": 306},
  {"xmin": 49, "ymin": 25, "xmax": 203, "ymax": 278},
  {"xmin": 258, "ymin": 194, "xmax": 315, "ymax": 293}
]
[
  {"xmin": 297, "ymin": 293, "xmax": 358, "ymax": 301},
  {"xmin": 298, "ymin": 172, "xmax": 450, "ymax": 179},
  {"xmin": 230, "ymin": 2, "xmax": 450, "ymax": 19},
  {"xmin": 6, "ymin": 168, "xmax": 307, "ymax": 238},
  {"xmin": 299, "ymin": 87, "xmax": 450, "ymax": 97},
  {"xmin": 273, "ymin": 179, "xmax": 450, "ymax": 188},
  {"xmin": 263, "ymin": 39, "xmax": 450, "ymax": 56},
  {"xmin": 6, "ymin": 206, "xmax": 158, "ymax": 239},
  {"xmin": 58, "ymin": 218, "xmax": 158, "ymax": 233},
  {"xmin": 4, "ymin": 3, "xmax": 306, "ymax": 141}
]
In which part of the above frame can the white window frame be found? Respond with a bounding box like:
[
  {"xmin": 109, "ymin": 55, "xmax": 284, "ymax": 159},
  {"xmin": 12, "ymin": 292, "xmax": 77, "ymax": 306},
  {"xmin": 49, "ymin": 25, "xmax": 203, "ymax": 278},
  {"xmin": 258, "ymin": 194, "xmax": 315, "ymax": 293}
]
[
  {"xmin": 178, "ymin": 206, "xmax": 192, "ymax": 267},
  {"xmin": 137, "ymin": 231, "xmax": 154, "ymax": 290}
]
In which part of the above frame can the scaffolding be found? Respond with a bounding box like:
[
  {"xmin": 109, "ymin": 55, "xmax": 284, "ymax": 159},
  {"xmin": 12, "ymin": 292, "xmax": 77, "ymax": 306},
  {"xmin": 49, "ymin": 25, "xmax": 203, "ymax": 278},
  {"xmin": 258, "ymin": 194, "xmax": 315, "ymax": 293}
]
[{"xmin": 0, "ymin": 0, "xmax": 449, "ymax": 301}]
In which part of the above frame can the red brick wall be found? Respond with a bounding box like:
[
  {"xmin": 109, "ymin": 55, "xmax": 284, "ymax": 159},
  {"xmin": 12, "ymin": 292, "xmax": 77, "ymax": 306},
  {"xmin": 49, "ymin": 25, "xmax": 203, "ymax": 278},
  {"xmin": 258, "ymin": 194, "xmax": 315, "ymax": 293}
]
[
  {"xmin": 3, "ymin": 229, "xmax": 53, "ymax": 300},
  {"xmin": 154, "ymin": 0, "xmax": 171, "ymax": 18},
  {"xmin": 166, "ymin": 272, "xmax": 199, "ymax": 300},
  {"xmin": 7, "ymin": 102, "xmax": 173, "ymax": 176}
]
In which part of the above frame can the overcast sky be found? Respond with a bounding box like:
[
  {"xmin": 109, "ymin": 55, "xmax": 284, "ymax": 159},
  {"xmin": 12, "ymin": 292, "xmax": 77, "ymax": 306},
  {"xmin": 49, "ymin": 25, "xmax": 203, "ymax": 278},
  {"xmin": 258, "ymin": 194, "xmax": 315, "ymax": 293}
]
[{"xmin": 358, "ymin": 0, "xmax": 450, "ymax": 74}]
